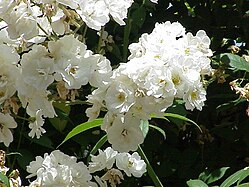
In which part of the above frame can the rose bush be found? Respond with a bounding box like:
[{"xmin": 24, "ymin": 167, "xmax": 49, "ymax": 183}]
[{"xmin": 0, "ymin": 0, "xmax": 248, "ymax": 186}]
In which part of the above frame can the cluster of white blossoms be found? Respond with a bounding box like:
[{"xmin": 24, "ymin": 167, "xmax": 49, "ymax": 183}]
[
  {"xmin": 0, "ymin": 43, "xmax": 20, "ymax": 147},
  {"xmin": 0, "ymin": 0, "xmax": 160, "ymax": 147},
  {"xmin": 0, "ymin": 29, "xmax": 112, "ymax": 145},
  {"xmin": 89, "ymin": 147, "xmax": 146, "ymax": 178},
  {"xmin": 0, "ymin": 0, "xmax": 157, "ymax": 40},
  {"xmin": 0, "ymin": 0, "xmax": 211, "ymax": 186},
  {"xmin": 12, "ymin": 34, "xmax": 111, "ymax": 142},
  {"xmin": 26, "ymin": 148, "xmax": 146, "ymax": 186},
  {"xmin": 26, "ymin": 150, "xmax": 93, "ymax": 186},
  {"xmin": 86, "ymin": 21, "xmax": 213, "ymax": 152}
]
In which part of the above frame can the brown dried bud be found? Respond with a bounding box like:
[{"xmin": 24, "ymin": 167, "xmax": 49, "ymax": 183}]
[
  {"xmin": 0, "ymin": 150, "xmax": 5, "ymax": 167},
  {"xmin": 228, "ymin": 45, "xmax": 240, "ymax": 54}
]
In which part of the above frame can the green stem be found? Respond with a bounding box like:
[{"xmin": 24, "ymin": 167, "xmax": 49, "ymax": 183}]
[
  {"xmin": 6, "ymin": 147, "xmax": 10, "ymax": 169},
  {"xmin": 239, "ymin": 72, "xmax": 247, "ymax": 85},
  {"xmin": 61, "ymin": 100, "xmax": 90, "ymax": 106},
  {"xmin": 74, "ymin": 21, "xmax": 84, "ymax": 34},
  {"xmin": 37, "ymin": 22, "xmax": 49, "ymax": 36},
  {"xmin": 123, "ymin": 13, "xmax": 132, "ymax": 62},
  {"xmin": 11, "ymin": 116, "xmax": 25, "ymax": 170},
  {"xmin": 137, "ymin": 145, "xmax": 164, "ymax": 187},
  {"xmin": 81, "ymin": 24, "xmax": 88, "ymax": 43},
  {"xmin": 87, "ymin": 135, "xmax": 107, "ymax": 164},
  {"xmin": 96, "ymin": 27, "xmax": 104, "ymax": 54},
  {"xmin": 11, "ymin": 114, "xmax": 30, "ymax": 122}
]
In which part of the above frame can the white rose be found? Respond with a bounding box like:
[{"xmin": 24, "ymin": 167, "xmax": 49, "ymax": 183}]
[{"xmin": 116, "ymin": 152, "xmax": 146, "ymax": 177}]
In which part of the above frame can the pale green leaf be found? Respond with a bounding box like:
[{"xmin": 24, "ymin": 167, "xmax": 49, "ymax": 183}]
[
  {"xmin": 0, "ymin": 172, "xmax": 10, "ymax": 187},
  {"xmin": 150, "ymin": 114, "xmax": 170, "ymax": 122},
  {"xmin": 238, "ymin": 183, "xmax": 249, "ymax": 187},
  {"xmin": 221, "ymin": 53, "xmax": 249, "ymax": 72},
  {"xmin": 87, "ymin": 135, "xmax": 108, "ymax": 163},
  {"xmin": 149, "ymin": 124, "xmax": 166, "ymax": 139},
  {"xmin": 238, "ymin": 168, "xmax": 249, "ymax": 185},
  {"xmin": 140, "ymin": 120, "xmax": 149, "ymax": 138},
  {"xmin": 199, "ymin": 167, "xmax": 230, "ymax": 184},
  {"xmin": 6, "ymin": 152, "xmax": 22, "ymax": 157},
  {"xmin": 164, "ymin": 113, "xmax": 202, "ymax": 132},
  {"xmin": 58, "ymin": 118, "xmax": 103, "ymax": 147},
  {"xmin": 221, "ymin": 167, "xmax": 249, "ymax": 187},
  {"xmin": 187, "ymin": 179, "xmax": 208, "ymax": 187}
]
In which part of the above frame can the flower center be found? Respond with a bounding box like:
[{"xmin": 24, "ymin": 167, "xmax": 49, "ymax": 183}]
[
  {"xmin": 121, "ymin": 129, "xmax": 128, "ymax": 137},
  {"xmin": 0, "ymin": 75, "xmax": 8, "ymax": 87},
  {"xmin": 66, "ymin": 64, "xmax": 79, "ymax": 76},
  {"xmin": 116, "ymin": 93, "xmax": 125, "ymax": 102},
  {"xmin": 69, "ymin": 66, "xmax": 78, "ymax": 75},
  {"xmin": 191, "ymin": 91, "xmax": 198, "ymax": 100},
  {"xmin": 0, "ymin": 91, "xmax": 5, "ymax": 98},
  {"xmin": 128, "ymin": 160, "xmax": 134, "ymax": 168},
  {"xmin": 37, "ymin": 69, "xmax": 47, "ymax": 76},
  {"xmin": 172, "ymin": 74, "xmax": 181, "ymax": 85},
  {"xmin": 185, "ymin": 48, "xmax": 190, "ymax": 54},
  {"xmin": 154, "ymin": 55, "xmax": 161, "ymax": 59}
]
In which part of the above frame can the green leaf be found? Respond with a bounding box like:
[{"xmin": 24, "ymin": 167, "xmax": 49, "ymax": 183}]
[
  {"xmin": 30, "ymin": 135, "xmax": 54, "ymax": 149},
  {"xmin": 50, "ymin": 102, "xmax": 71, "ymax": 132},
  {"xmin": 87, "ymin": 135, "xmax": 108, "ymax": 163},
  {"xmin": 149, "ymin": 124, "xmax": 166, "ymax": 139},
  {"xmin": 187, "ymin": 179, "xmax": 208, "ymax": 187},
  {"xmin": 238, "ymin": 168, "xmax": 249, "ymax": 185},
  {"xmin": 5, "ymin": 152, "xmax": 22, "ymax": 157},
  {"xmin": 132, "ymin": 6, "xmax": 146, "ymax": 28},
  {"xmin": 166, "ymin": 102, "xmax": 188, "ymax": 126},
  {"xmin": 140, "ymin": 120, "xmax": 149, "ymax": 138},
  {"xmin": 53, "ymin": 104, "xmax": 71, "ymax": 121},
  {"xmin": 23, "ymin": 133, "xmax": 54, "ymax": 149},
  {"xmin": 150, "ymin": 114, "xmax": 169, "ymax": 122},
  {"xmin": 16, "ymin": 149, "xmax": 34, "ymax": 171},
  {"xmin": 58, "ymin": 118, "xmax": 103, "ymax": 148},
  {"xmin": 0, "ymin": 172, "xmax": 10, "ymax": 187},
  {"xmin": 137, "ymin": 146, "xmax": 164, "ymax": 187},
  {"xmin": 221, "ymin": 167, "xmax": 249, "ymax": 187},
  {"xmin": 184, "ymin": 1, "xmax": 196, "ymax": 17},
  {"xmin": 164, "ymin": 113, "xmax": 202, "ymax": 132},
  {"xmin": 238, "ymin": 183, "xmax": 249, "ymax": 187},
  {"xmin": 221, "ymin": 53, "xmax": 249, "ymax": 72},
  {"xmin": 199, "ymin": 167, "xmax": 230, "ymax": 184},
  {"xmin": 110, "ymin": 44, "xmax": 122, "ymax": 61},
  {"xmin": 216, "ymin": 97, "xmax": 246, "ymax": 113}
]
